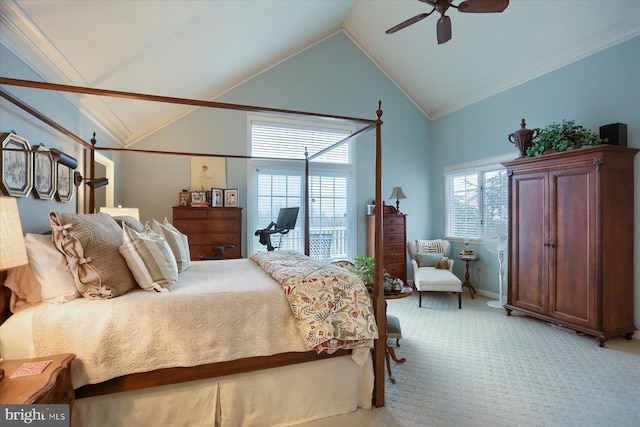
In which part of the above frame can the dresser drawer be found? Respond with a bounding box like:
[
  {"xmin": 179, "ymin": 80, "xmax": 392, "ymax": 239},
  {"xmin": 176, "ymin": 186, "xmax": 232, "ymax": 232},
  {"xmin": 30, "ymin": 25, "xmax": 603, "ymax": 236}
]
[
  {"xmin": 383, "ymin": 233, "xmax": 404, "ymax": 245},
  {"xmin": 384, "ymin": 252, "xmax": 406, "ymax": 265},
  {"xmin": 173, "ymin": 208, "xmax": 208, "ymax": 219},
  {"xmin": 384, "ymin": 216, "xmax": 405, "ymax": 226},
  {"xmin": 208, "ymin": 209, "xmax": 241, "ymax": 220},
  {"xmin": 174, "ymin": 220, "xmax": 240, "ymax": 234},
  {"xmin": 384, "ymin": 224, "xmax": 405, "ymax": 235},
  {"xmin": 385, "ymin": 243, "xmax": 406, "ymax": 254}
]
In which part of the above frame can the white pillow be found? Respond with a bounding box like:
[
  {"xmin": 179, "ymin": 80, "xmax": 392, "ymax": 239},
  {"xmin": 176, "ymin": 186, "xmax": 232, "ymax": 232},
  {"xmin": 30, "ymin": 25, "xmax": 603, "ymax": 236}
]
[
  {"xmin": 148, "ymin": 218, "xmax": 191, "ymax": 272},
  {"xmin": 24, "ymin": 233, "xmax": 78, "ymax": 303},
  {"xmin": 119, "ymin": 225, "xmax": 178, "ymax": 292}
]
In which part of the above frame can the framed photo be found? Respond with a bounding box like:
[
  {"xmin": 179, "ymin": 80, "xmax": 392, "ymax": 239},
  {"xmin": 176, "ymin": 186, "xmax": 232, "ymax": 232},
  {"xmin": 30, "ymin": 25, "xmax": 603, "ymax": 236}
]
[
  {"xmin": 56, "ymin": 164, "xmax": 75, "ymax": 202},
  {"xmin": 1, "ymin": 133, "xmax": 33, "ymax": 197},
  {"xmin": 190, "ymin": 157, "xmax": 226, "ymax": 191},
  {"xmin": 190, "ymin": 190, "xmax": 208, "ymax": 207},
  {"xmin": 211, "ymin": 188, "xmax": 224, "ymax": 207},
  {"xmin": 178, "ymin": 191, "xmax": 191, "ymax": 207},
  {"xmin": 33, "ymin": 145, "xmax": 56, "ymax": 199},
  {"xmin": 224, "ymin": 188, "xmax": 238, "ymax": 207}
]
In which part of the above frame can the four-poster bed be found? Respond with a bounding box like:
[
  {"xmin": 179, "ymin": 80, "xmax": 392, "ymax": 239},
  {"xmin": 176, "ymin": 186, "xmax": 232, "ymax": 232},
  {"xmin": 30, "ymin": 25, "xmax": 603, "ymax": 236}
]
[{"xmin": 0, "ymin": 77, "xmax": 389, "ymax": 424}]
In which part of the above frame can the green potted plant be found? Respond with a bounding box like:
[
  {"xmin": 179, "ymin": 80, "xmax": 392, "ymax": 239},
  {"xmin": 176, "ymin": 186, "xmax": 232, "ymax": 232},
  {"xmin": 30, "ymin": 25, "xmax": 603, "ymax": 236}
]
[
  {"xmin": 526, "ymin": 119, "xmax": 605, "ymax": 157},
  {"xmin": 352, "ymin": 255, "xmax": 375, "ymax": 286}
]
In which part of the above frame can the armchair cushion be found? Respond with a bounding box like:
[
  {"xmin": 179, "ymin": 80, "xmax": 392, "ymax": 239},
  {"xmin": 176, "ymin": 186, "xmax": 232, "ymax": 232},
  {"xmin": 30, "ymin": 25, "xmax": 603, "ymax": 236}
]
[{"xmin": 415, "ymin": 252, "xmax": 443, "ymax": 268}]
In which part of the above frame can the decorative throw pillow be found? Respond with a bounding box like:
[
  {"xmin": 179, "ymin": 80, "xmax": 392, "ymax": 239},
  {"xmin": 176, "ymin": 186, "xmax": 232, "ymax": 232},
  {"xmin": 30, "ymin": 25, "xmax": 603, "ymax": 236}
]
[
  {"xmin": 435, "ymin": 256, "xmax": 450, "ymax": 270},
  {"xmin": 49, "ymin": 211, "xmax": 137, "ymax": 299},
  {"xmin": 148, "ymin": 218, "xmax": 191, "ymax": 272},
  {"xmin": 24, "ymin": 233, "xmax": 78, "ymax": 303},
  {"xmin": 119, "ymin": 225, "xmax": 178, "ymax": 292},
  {"xmin": 416, "ymin": 252, "xmax": 444, "ymax": 268},
  {"xmin": 112, "ymin": 215, "xmax": 145, "ymax": 233}
]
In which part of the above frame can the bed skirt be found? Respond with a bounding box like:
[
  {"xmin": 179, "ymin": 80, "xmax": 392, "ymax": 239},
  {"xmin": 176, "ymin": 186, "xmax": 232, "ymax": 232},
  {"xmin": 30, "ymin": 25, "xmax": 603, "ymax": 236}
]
[{"xmin": 71, "ymin": 354, "xmax": 373, "ymax": 427}]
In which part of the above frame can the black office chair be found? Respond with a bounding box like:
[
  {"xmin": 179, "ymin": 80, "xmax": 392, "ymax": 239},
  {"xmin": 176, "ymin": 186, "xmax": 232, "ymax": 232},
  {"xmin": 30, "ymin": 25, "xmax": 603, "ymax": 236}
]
[{"xmin": 255, "ymin": 207, "xmax": 299, "ymax": 251}]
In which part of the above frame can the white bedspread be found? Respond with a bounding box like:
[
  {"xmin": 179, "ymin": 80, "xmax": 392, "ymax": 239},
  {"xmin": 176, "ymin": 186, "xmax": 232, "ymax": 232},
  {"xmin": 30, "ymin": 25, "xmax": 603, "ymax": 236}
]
[{"xmin": 3, "ymin": 259, "xmax": 311, "ymax": 388}]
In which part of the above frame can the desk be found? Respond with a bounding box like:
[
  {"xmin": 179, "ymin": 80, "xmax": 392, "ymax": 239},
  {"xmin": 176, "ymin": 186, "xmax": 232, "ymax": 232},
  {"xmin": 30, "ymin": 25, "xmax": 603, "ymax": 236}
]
[
  {"xmin": 457, "ymin": 255, "xmax": 478, "ymax": 298},
  {"xmin": 384, "ymin": 286, "xmax": 412, "ymax": 384}
]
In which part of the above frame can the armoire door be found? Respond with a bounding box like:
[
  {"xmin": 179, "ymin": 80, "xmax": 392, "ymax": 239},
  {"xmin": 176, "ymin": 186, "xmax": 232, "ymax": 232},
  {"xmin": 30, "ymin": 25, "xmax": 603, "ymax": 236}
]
[
  {"xmin": 508, "ymin": 171, "xmax": 549, "ymax": 315},
  {"xmin": 548, "ymin": 166, "xmax": 597, "ymax": 328}
]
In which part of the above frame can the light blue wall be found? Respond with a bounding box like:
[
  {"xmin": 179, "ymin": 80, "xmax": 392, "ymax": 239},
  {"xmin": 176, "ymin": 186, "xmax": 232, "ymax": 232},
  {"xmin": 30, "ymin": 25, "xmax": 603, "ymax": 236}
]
[
  {"xmin": 0, "ymin": 45, "xmax": 123, "ymax": 233},
  {"xmin": 125, "ymin": 32, "xmax": 432, "ymax": 256},
  {"xmin": 430, "ymin": 36, "xmax": 640, "ymax": 326}
]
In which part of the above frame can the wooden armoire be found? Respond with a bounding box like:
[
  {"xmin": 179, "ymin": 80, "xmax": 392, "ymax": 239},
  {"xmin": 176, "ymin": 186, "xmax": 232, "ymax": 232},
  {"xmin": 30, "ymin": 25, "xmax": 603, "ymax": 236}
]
[{"xmin": 503, "ymin": 145, "xmax": 638, "ymax": 346}]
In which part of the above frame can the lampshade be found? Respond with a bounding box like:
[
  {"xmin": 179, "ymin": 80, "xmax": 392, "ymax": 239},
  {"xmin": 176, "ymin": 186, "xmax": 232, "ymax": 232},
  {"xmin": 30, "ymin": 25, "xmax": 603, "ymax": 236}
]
[
  {"xmin": 100, "ymin": 206, "xmax": 140, "ymax": 221},
  {"xmin": 0, "ymin": 197, "xmax": 28, "ymax": 270},
  {"xmin": 389, "ymin": 187, "xmax": 407, "ymax": 200}
]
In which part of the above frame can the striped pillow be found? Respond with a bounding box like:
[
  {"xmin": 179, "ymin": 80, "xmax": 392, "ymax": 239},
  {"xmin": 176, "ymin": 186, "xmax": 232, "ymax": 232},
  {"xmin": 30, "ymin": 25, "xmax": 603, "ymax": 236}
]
[
  {"xmin": 416, "ymin": 239, "xmax": 445, "ymax": 254},
  {"xmin": 149, "ymin": 218, "xmax": 191, "ymax": 272},
  {"xmin": 119, "ymin": 225, "xmax": 178, "ymax": 292}
]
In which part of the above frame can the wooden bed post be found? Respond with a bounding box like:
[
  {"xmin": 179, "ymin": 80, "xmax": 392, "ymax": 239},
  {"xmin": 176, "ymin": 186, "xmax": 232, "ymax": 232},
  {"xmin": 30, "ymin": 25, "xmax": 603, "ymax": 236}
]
[
  {"xmin": 304, "ymin": 150, "xmax": 310, "ymax": 256},
  {"xmin": 372, "ymin": 101, "xmax": 386, "ymax": 407}
]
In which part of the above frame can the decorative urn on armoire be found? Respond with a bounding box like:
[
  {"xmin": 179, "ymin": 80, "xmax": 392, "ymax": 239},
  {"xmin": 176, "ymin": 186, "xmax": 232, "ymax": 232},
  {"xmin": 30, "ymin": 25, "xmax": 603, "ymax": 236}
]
[{"xmin": 509, "ymin": 118, "xmax": 539, "ymax": 158}]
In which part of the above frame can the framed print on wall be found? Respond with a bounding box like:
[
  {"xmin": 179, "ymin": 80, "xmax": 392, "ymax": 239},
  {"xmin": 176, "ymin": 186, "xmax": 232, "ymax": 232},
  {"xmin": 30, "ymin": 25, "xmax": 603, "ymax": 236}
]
[
  {"xmin": 56, "ymin": 164, "xmax": 74, "ymax": 202},
  {"xmin": 190, "ymin": 157, "xmax": 226, "ymax": 191},
  {"xmin": 211, "ymin": 188, "xmax": 223, "ymax": 207},
  {"xmin": 33, "ymin": 145, "xmax": 56, "ymax": 199},
  {"xmin": 1, "ymin": 132, "xmax": 33, "ymax": 197},
  {"xmin": 224, "ymin": 188, "xmax": 238, "ymax": 207}
]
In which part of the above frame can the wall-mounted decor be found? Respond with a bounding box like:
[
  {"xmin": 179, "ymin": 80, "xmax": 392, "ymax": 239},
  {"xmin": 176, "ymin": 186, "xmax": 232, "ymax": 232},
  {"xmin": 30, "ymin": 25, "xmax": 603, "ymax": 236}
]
[
  {"xmin": 1, "ymin": 133, "xmax": 33, "ymax": 197},
  {"xmin": 224, "ymin": 188, "xmax": 238, "ymax": 207},
  {"xmin": 190, "ymin": 157, "xmax": 225, "ymax": 191},
  {"xmin": 211, "ymin": 188, "xmax": 223, "ymax": 207},
  {"xmin": 33, "ymin": 145, "xmax": 56, "ymax": 199},
  {"xmin": 56, "ymin": 164, "xmax": 74, "ymax": 202}
]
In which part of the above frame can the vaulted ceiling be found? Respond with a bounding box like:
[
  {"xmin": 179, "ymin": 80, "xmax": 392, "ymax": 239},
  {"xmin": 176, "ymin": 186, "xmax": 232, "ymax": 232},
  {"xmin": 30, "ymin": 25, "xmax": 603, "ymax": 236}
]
[{"xmin": 1, "ymin": 0, "xmax": 638, "ymax": 146}]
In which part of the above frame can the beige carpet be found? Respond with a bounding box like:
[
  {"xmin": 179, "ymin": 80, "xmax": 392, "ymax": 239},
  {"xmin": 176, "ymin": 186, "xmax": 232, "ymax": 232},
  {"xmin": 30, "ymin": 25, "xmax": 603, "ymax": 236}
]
[{"xmin": 299, "ymin": 292, "xmax": 640, "ymax": 427}]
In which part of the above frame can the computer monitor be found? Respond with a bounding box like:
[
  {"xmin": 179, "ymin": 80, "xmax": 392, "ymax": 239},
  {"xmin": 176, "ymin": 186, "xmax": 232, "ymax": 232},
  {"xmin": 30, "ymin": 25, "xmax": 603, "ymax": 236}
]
[{"xmin": 275, "ymin": 207, "xmax": 299, "ymax": 231}]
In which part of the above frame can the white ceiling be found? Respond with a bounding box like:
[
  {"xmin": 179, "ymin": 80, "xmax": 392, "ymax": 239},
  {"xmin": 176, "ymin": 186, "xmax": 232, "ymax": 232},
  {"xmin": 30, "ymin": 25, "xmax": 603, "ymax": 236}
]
[{"xmin": 1, "ymin": 0, "xmax": 639, "ymax": 146}]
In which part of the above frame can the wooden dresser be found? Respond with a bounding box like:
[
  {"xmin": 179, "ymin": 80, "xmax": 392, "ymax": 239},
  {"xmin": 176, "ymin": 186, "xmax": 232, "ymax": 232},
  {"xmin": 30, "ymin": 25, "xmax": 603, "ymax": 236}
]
[
  {"xmin": 503, "ymin": 145, "xmax": 638, "ymax": 346},
  {"xmin": 366, "ymin": 212, "xmax": 407, "ymax": 286},
  {"xmin": 172, "ymin": 207, "xmax": 242, "ymax": 260}
]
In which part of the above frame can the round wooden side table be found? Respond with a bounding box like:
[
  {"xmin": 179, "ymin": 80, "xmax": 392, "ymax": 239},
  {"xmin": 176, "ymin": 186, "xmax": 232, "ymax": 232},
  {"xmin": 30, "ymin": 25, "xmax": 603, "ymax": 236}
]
[{"xmin": 457, "ymin": 255, "xmax": 479, "ymax": 298}]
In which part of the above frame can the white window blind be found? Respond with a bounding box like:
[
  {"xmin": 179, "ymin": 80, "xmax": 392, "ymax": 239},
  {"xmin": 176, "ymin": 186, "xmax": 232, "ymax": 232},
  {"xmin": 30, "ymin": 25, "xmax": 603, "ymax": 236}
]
[
  {"xmin": 444, "ymin": 156, "xmax": 511, "ymax": 241},
  {"xmin": 248, "ymin": 115, "xmax": 355, "ymax": 259}
]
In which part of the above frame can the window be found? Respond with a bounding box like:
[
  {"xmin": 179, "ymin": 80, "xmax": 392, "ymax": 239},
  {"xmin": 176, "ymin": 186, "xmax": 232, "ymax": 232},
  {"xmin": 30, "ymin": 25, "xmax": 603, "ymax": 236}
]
[
  {"xmin": 444, "ymin": 154, "xmax": 513, "ymax": 241},
  {"xmin": 248, "ymin": 114, "xmax": 355, "ymax": 260}
]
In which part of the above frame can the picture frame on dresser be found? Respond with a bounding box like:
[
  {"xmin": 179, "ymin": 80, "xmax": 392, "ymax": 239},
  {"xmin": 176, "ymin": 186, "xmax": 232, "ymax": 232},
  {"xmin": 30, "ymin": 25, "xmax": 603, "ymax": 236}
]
[
  {"xmin": 1, "ymin": 132, "xmax": 33, "ymax": 197},
  {"xmin": 211, "ymin": 188, "xmax": 223, "ymax": 207},
  {"xmin": 224, "ymin": 188, "xmax": 238, "ymax": 207}
]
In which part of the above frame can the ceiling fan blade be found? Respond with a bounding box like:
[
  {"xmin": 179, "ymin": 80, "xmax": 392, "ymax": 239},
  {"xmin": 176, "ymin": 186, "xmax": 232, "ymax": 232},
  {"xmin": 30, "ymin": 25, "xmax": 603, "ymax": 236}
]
[
  {"xmin": 437, "ymin": 15, "xmax": 452, "ymax": 44},
  {"xmin": 418, "ymin": 0, "xmax": 439, "ymax": 5},
  {"xmin": 386, "ymin": 12, "xmax": 433, "ymax": 34},
  {"xmin": 458, "ymin": 0, "xmax": 509, "ymax": 13}
]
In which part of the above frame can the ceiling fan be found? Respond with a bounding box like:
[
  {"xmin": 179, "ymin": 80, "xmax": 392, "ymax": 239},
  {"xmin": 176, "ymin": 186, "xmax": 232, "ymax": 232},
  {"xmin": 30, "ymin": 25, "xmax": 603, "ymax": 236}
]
[{"xmin": 385, "ymin": 0, "xmax": 510, "ymax": 45}]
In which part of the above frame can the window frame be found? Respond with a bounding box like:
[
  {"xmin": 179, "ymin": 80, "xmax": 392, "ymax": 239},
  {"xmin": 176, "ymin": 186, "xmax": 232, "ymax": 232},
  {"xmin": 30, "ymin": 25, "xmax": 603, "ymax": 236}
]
[
  {"xmin": 247, "ymin": 113, "xmax": 356, "ymax": 259},
  {"xmin": 444, "ymin": 153, "xmax": 516, "ymax": 243}
]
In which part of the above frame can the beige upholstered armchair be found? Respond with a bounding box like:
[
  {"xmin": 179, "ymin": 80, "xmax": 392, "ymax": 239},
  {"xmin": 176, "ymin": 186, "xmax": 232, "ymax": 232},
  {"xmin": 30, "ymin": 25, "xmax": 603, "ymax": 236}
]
[{"xmin": 407, "ymin": 239, "xmax": 462, "ymax": 308}]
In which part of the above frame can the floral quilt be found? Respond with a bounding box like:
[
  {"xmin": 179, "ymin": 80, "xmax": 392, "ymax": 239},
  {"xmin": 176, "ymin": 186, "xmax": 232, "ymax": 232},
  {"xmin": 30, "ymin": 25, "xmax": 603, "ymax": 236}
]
[{"xmin": 250, "ymin": 250, "xmax": 378, "ymax": 354}]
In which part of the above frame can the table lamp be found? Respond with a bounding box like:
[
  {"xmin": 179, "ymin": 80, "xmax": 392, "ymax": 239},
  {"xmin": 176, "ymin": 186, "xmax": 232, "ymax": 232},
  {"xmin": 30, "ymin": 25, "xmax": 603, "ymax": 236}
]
[
  {"xmin": 0, "ymin": 197, "xmax": 28, "ymax": 271},
  {"xmin": 389, "ymin": 187, "xmax": 407, "ymax": 213}
]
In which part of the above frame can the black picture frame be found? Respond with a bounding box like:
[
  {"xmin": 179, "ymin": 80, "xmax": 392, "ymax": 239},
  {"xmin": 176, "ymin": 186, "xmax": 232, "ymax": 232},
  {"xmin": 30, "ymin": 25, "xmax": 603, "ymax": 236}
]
[{"xmin": 1, "ymin": 133, "xmax": 33, "ymax": 197}]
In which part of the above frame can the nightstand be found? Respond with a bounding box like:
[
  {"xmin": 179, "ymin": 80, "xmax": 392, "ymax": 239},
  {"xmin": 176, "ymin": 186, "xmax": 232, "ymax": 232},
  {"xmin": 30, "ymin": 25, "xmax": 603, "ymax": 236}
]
[{"xmin": 0, "ymin": 353, "xmax": 75, "ymax": 405}]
